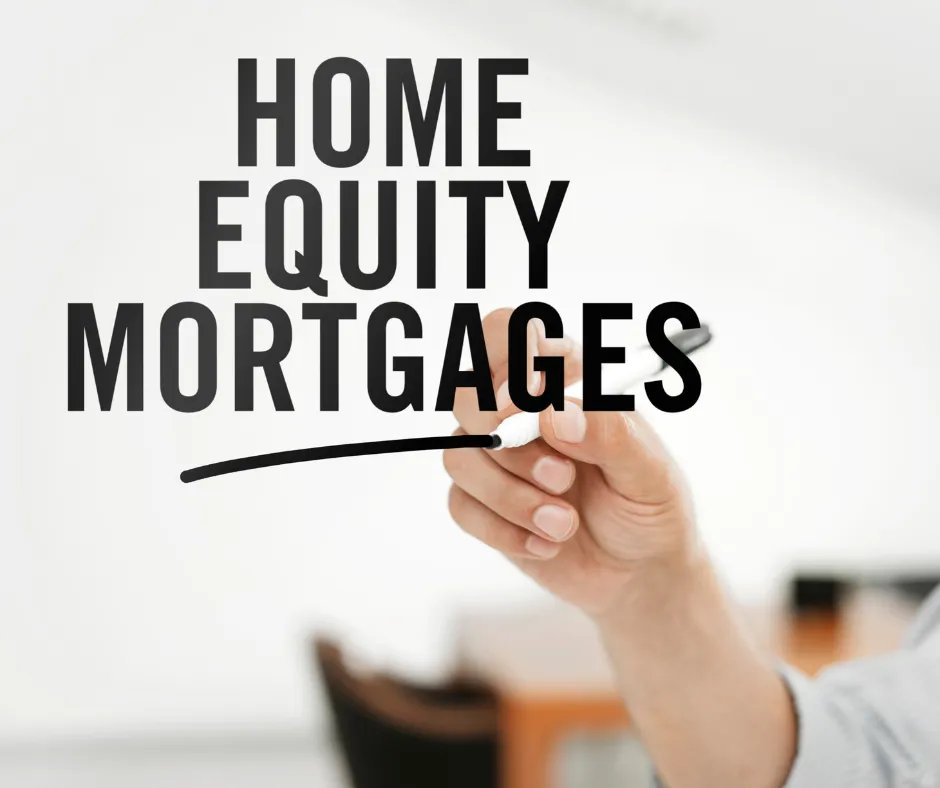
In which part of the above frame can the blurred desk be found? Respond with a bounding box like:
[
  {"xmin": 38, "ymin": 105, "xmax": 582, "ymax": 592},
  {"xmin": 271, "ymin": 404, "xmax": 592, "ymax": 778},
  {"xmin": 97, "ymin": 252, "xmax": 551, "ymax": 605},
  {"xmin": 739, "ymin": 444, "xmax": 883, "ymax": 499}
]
[{"xmin": 455, "ymin": 590, "xmax": 917, "ymax": 788}]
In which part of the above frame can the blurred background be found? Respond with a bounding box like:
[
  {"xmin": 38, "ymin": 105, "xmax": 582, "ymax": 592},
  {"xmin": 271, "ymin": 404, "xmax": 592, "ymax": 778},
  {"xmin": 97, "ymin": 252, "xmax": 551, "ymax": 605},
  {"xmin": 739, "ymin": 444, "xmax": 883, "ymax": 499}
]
[{"xmin": 3, "ymin": 0, "xmax": 940, "ymax": 785}]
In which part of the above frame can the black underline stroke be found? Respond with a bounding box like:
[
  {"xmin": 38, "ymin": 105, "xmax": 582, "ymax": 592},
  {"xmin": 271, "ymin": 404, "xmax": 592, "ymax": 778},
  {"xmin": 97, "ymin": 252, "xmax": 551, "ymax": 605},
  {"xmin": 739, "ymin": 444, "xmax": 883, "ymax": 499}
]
[{"xmin": 179, "ymin": 434, "xmax": 499, "ymax": 483}]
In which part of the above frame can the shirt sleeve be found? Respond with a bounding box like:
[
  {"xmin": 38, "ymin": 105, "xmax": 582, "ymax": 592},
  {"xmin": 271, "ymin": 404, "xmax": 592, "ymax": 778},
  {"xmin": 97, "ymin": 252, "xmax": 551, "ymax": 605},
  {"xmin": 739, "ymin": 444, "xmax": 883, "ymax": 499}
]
[
  {"xmin": 650, "ymin": 648, "xmax": 940, "ymax": 788},
  {"xmin": 780, "ymin": 649, "xmax": 940, "ymax": 788}
]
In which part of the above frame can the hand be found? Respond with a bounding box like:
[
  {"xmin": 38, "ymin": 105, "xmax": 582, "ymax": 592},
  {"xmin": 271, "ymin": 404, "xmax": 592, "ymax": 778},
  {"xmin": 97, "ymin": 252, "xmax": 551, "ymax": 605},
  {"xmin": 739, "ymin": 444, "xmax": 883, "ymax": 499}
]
[
  {"xmin": 444, "ymin": 307, "xmax": 699, "ymax": 618},
  {"xmin": 446, "ymin": 308, "xmax": 799, "ymax": 788}
]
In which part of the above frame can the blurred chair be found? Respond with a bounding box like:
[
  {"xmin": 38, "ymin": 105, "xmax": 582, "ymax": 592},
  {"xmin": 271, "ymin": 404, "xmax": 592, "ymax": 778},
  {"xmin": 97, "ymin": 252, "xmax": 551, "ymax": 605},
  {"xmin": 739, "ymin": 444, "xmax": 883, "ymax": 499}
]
[
  {"xmin": 313, "ymin": 638, "xmax": 499, "ymax": 788},
  {"xmin": 789, "ymin": 571, "xmax": 940, "ymax": 612},
  {"xmin": 789, "ymin": 574, "xmax": 850, "ymax": 614}
]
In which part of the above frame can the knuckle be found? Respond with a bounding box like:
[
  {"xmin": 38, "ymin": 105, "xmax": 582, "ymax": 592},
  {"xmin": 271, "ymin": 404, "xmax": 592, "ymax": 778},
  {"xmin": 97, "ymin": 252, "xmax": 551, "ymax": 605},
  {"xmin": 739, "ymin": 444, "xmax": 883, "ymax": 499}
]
[
  {"xmin": 442, "ymin": 446, "xmax": 466, "ymax": 477},
  {"xmin": 492, "ymin": 473, "xmax": 524, "ymax": 510},
  {"xmin": 480, "ymin": 518, "xmax": 521, "ymax": 557},
  {"xmin": 518, "ymin": 490, "xmax": 550, "ymax": 523},
  {"xmin": 447, "ymin": 485, "xmax": 466, "ymax": 520},
  {"xmin": 479, "ymin": 474, "xmax": 536, "ymax": 528}
]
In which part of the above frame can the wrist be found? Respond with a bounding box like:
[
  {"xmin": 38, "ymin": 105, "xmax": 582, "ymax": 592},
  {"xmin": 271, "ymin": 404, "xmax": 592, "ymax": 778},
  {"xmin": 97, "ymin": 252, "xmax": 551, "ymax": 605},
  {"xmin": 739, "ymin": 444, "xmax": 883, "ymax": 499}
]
[{"xmin": 592, "ymin": 543, "xmax": 714, "ymax": 635}]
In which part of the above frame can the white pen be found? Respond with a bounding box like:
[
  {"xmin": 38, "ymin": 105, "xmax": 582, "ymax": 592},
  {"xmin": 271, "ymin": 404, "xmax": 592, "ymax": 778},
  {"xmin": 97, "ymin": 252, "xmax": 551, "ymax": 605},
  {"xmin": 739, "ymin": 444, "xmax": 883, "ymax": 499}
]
[{"xmin": 489, "ymin": 325, "xmax": 712, "ymax": 449}]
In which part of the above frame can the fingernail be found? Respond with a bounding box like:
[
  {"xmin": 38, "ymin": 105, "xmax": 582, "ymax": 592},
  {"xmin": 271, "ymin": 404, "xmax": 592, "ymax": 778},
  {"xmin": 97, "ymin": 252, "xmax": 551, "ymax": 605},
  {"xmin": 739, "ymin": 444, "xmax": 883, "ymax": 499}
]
[
  {"xmin": 495, "ymin": 380, "xmax": 512, "ymax": 411},
  {"xmin": 525, "ymin": 534, "xmax": 561, "ymax": 559},
  {"xmin": 532, "ymin": 456, "xmax": 574, "ymax": 494},
  {"xmin": 533, "ymin": 504, "xmax": 574, "ymax": 541},
  {"xmin": 532, "ymin": 319, "xmax": 546, "ymax": 340},
  {"xmin": 552, "ymin": 400, "xmax": 587, "ymax": 443},
  {"xmin": 528, "ymin": 323, "xmax": 542, "ymax": 395}
]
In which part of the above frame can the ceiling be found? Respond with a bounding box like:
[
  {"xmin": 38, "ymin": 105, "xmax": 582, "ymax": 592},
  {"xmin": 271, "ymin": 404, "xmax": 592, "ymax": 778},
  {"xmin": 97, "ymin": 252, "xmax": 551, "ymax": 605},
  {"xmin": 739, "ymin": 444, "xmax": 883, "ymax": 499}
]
[{"xmin": 414, "ymin": 0, "xmax": 940, "ymax": 209}]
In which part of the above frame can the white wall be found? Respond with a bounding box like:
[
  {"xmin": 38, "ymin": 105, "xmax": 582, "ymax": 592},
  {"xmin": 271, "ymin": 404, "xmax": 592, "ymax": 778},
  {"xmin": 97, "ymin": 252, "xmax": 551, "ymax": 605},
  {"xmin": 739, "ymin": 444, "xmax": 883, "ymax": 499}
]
[{"xmin": 3, "ymin": 0, "xmax": 940, "ymax": 742}]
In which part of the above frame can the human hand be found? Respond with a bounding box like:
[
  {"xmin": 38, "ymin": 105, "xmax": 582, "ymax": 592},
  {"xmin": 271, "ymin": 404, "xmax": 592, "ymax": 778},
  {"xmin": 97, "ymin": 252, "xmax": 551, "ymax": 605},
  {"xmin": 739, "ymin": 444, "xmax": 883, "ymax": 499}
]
[{"xmin": 444, "ymin": 307, "xmax": 699, "ymax": 618}]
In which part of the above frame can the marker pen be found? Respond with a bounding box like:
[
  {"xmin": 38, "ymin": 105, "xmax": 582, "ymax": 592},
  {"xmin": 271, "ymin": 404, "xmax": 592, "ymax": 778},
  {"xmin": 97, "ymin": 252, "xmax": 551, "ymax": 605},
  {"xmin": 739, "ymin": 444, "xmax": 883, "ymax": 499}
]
[{"xmin": 490, "ymin": 325, "xmax": 712, "ymax": 449}]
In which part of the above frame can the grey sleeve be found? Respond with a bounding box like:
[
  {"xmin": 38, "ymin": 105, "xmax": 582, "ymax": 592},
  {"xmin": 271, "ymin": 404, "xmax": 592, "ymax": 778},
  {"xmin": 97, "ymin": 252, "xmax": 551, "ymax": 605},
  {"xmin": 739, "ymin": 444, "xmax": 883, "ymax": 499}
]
[
  {"xmin": 650, "ymin": 649, "xmax": 940, "ymax": 788},
  {"xmin": 781, "ymin": 649, "xmax": 940, "ymax": 787}
]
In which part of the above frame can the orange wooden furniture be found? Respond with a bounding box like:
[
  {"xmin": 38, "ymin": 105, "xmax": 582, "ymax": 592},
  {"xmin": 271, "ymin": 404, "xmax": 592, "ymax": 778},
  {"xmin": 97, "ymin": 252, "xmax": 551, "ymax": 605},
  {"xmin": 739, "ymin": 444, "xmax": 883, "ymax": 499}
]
[{"xmin": 454, "ymin": 589, "xmax": 917, "ymax": 788}]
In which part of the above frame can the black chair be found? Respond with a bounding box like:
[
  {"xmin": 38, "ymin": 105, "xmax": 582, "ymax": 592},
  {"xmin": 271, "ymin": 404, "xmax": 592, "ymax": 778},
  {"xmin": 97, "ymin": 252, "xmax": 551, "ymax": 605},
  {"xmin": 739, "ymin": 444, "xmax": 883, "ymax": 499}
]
[
  {"xmin": 789, "ymin": 574, "xmax": 849, "ymax": 614},
  {"xmin": 313, "ymin": 638, "xmax": 499, "ymax": 788}
]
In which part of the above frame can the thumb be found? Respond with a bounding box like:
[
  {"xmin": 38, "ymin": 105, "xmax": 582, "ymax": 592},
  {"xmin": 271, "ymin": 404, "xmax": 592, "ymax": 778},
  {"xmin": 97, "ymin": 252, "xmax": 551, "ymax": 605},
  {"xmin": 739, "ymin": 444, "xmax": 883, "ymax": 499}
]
[{"xmin": 539, "ymin": 398, "xmax": 677, "ymax": 506}]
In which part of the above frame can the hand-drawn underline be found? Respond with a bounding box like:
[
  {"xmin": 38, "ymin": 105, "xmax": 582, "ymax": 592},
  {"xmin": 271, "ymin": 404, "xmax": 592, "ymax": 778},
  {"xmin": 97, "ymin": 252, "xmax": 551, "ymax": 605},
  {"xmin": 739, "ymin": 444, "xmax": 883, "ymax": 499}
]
[{"xmin": 179, "ymin": 434, "xmax": 499, "ymax": 483}]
